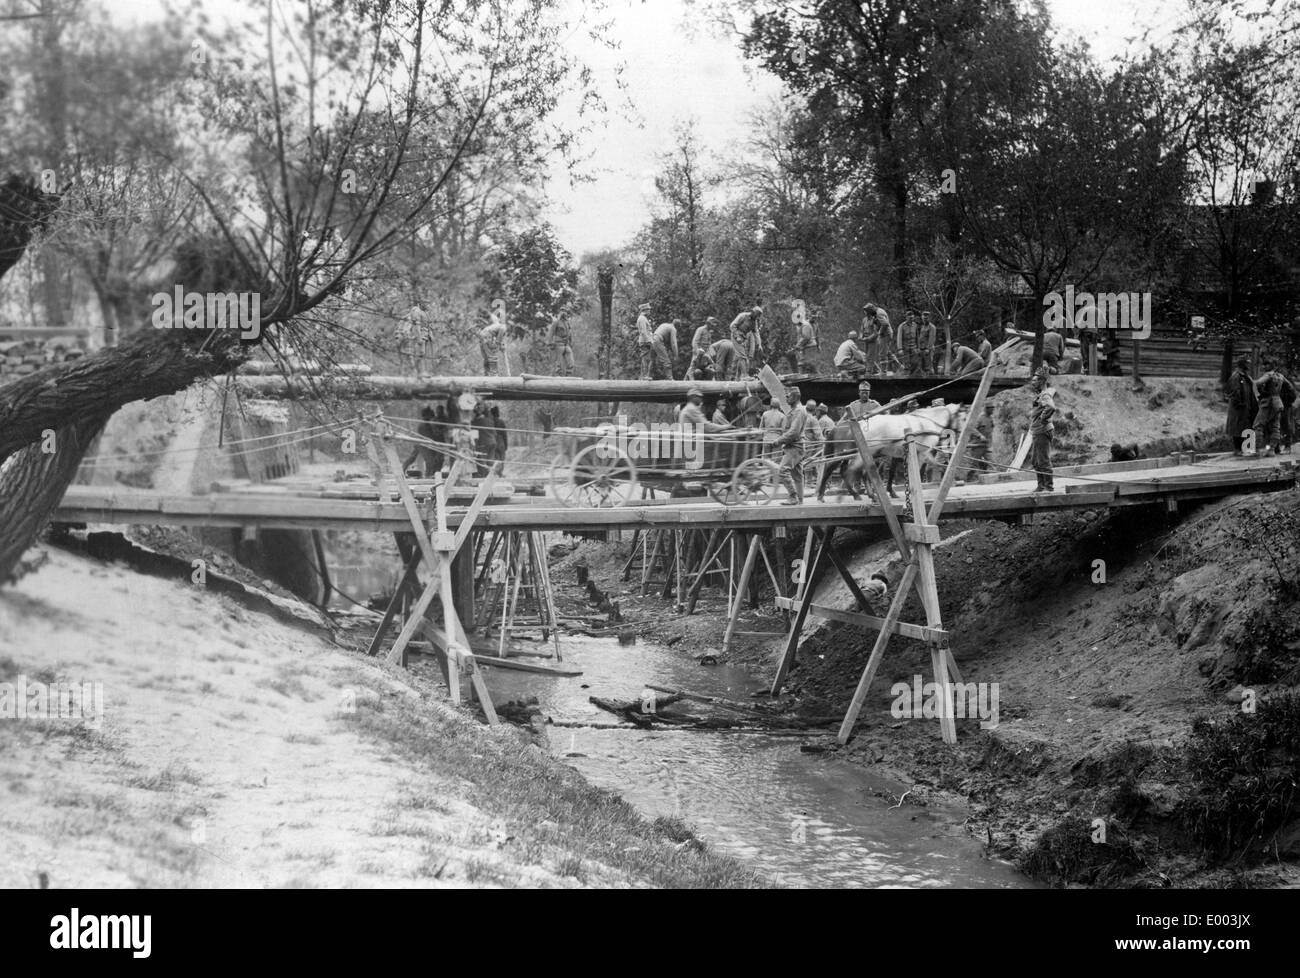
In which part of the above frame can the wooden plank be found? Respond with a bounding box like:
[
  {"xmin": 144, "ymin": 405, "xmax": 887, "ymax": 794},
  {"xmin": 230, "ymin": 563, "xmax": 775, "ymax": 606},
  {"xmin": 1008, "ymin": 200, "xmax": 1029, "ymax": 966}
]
[
  {"xmin": 837, "ymin": 560, "xmax": 920, "ymax": 743},
  {"xmin": 929, "ymin": 349, "xmax": 999, "ymax": 522},
  {"xmin": 773, "ymin": 596, "xmax": 946, "ymax": 643},
  {"xmin": 904, "ymin": 523, "xmax": 942, "ymax": 544},
  {"xmin": 770, "ymin": 526, "xmax": 833, "ymax": 695},
  {"xmin": 849, "ymin": 423, "xmax": 911, "ymax": 561},
  {"xmin": 722, "ymin": 535, "xmax": 762, "ymax": 654}
]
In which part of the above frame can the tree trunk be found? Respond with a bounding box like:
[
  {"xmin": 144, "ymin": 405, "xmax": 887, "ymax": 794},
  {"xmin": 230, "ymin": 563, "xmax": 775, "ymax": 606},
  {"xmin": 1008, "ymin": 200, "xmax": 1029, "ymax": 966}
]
[
  {"xmin": 0, "ymin": 326, "xmax": 245, "ymax": 463},
  {"xmin": 0, "ymin": 413, "xmax": 108, "ymax": 583}
]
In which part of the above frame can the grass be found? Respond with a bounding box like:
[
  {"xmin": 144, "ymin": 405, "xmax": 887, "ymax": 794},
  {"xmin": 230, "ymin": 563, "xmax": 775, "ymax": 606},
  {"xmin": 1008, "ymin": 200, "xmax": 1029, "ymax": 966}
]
[
  {"xmin": 333, "ymin": 664, "xmax": 766, "ymax": 888},
  {"xmin": 1181, "ymin": 694, "xmax": 1300, "ymax": 860}
]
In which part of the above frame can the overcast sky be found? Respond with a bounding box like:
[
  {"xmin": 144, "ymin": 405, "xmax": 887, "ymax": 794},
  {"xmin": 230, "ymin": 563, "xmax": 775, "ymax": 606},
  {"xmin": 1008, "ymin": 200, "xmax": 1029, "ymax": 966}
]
[{"xmin": 544, "ymin": 0, "xmax": 1187, "ymax": 259}]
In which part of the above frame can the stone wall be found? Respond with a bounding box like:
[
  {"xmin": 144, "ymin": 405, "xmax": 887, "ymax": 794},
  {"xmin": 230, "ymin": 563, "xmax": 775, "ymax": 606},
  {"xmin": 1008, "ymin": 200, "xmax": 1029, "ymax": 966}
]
[{"xmin": 0, "ymin": 337, "xmax": 87, "ymax": 384}]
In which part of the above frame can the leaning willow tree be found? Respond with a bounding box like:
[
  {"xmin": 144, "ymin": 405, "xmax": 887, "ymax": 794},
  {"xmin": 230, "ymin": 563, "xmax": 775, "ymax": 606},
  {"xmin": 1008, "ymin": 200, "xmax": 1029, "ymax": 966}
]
[{"xmin": 0, "ymin": 0, "xmax": 600, "ymax": 581}]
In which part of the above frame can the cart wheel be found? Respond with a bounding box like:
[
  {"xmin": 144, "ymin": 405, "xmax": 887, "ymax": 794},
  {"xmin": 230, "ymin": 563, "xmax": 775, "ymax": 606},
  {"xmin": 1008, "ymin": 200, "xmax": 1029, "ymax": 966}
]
[
  {"xmin": 729, "ymin": 457, "xmax": 781, "ymax": 505},
  {"xmin": 555, "ymin": 443, "xmax": 638, "ymax": 507}
]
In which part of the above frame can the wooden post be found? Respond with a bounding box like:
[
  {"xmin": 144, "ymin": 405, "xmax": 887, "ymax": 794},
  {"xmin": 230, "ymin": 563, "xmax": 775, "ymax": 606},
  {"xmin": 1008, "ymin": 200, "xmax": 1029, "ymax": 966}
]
[
  {"xmin": 906, "ymin": 442, "xmax": 956, "ymax": 744},
  {"xmin": 722, "ymin": 534, "xmax": 762, "ymax": 654},
  {"xmin": 836, "ymin": 560, "xmax": 920, "ymax": 744},
  {"xmin": 770, "ymin": 526, "xmax": 833, "ymax": 695}
]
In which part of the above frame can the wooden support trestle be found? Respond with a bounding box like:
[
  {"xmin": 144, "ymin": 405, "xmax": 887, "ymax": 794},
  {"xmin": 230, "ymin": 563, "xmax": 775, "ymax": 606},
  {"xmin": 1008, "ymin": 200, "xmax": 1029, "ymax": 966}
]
[{"xmin": 769, "ymin": 346, "xmax": 1008, "ymax": 744}]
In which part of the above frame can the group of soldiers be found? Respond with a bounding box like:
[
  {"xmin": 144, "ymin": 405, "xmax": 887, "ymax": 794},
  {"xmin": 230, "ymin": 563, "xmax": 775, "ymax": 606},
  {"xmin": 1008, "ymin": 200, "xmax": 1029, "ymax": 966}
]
[
  {"xmin": 675, "ymin": 377, "xmax": 1002, "ymax": 505},
  {"xmin": 832, "ymin": 306, "xmax": 997, "ymax": 380},
  {"xmin": 1225, "ymin": 356, "xmax": 1298, "ymax": 456},
  {"xmin": 633, "ymin": 302, "xmax": 769, "ymax": 382}
]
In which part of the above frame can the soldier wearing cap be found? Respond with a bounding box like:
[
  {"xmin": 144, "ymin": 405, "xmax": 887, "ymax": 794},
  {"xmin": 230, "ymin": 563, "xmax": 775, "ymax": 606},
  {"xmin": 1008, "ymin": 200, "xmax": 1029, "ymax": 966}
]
[
  {"xmin": 950, "ymin": 341, "xmax": 985, "ymax": 376},
  {"xmin": 679, "ymin": 387, "xmax": 727, "ymax": 432},
  {"xmin": 776, "ymin": 385, "xmax": 808, "ymax": 505},
  {"xmin": 919, "ymin": 311, "xmax": 939, "ymax": 374},
  {"xmin": 816, "ymin": 403, "xmax": 836, "ymax": 439},
  {"xmin": 848, "ymin": 380, "xmax": 882, "ymax": 421}
]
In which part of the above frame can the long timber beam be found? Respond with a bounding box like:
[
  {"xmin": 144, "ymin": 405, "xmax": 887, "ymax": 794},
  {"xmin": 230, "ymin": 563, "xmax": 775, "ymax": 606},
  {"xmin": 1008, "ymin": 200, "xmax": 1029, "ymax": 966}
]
[{"xmin": 55, "ymin": 455, "xmax": 1295, "ymax": 534}]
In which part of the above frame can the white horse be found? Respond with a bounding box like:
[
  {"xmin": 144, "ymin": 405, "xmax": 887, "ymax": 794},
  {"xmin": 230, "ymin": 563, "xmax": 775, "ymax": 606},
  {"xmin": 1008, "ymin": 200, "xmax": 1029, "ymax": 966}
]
[{"xmin": 818, "ymin": 402, "xmax": 967, "ymax": 500}]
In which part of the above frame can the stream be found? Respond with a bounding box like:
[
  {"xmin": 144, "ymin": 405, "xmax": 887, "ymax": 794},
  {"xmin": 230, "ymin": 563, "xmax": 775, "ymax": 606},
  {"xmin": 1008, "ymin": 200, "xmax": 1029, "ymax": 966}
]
[{"xmin": 467, "ymin": 633, "xmax": 1031, "ymax": 889}]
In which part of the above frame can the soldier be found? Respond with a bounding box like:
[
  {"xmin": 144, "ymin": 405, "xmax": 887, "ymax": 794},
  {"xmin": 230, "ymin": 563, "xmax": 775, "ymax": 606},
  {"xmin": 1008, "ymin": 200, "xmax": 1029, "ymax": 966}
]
[
  {"xmin": 712, "ymin": 395, "xmax": 733, "ymax": 428},
  {"xmin": 919, "ymin": 311, "xmax": 939, "ymax": 374},
  {"xmin": 776, "ymin": 386, "xmax": 808, "ymax": 505},
  {"xmin": 708, "ymin": 337, "xmax": 738, "ymax": 381},
  {"xmin": 678, "ymin": 388, "xmax": 728, "ymax": 433},
  {"xmin": 479, "ymin": 316, "xmax": 507, "ymax": 375},
  {"xmin": 653, "ymin": 320, "xmax": 679, "ymax": 379},
  {"xmin": 728, "ymin": 305, "xmax": 764, "ymax": 377},
  {"xmin": 974, "ymin": 329, "xmax": 993, "ymax": 366},
  {"xmin": 634, "ymin": 302, "xmax": 655, "ymax": 379},
  {"xmin": 803, "ymin": 397, "xmax": 826, "ymax": 483},
  {"xmin": 816, "ymin": 403, "xmax": 836, "ymax": 439},
  {"xmin": 949, "ymin": 341, "xmax": 985, "ymax": 376},
  {"xmin": 546, "ymin": 314, "xmax": 575, "ymax": 376},
  {"xmin": 1253, "ymin": 358, "xmax": 1297, "ymax": 457},
  {"xmin": 1225, "ymin": 357, "xmax": 1258, "ymax": 455},
  {"xmin": 834, "ymin": 331, "xmax": 869, "ymax": 379},
  {"xmin": 965, "ymin": 402, "xmax": 995, "ymax": 475},
  {"xmin": 692, "ymin": 317, "xmax": 715, "ymax": 358},
  {"xmin": 847, "ymin": 380, "xmax": 882, "ymax": 421},
  {"xmin": 785, "ymin": 310, "xmax": 816, "ymax": 371},
  {"xmin": 873, "ymin": 304, "xmax": 896, "ymax": 373},
  {"xmin": 860, "ymin": 305, "xmax": 882, "ymax": 375},
  {"xmin": 1041, "ymin": 324, "xmax": 1065, "ymax": 374},
  {"xmin": 760, "ymin": 396, "xmax": 785, "ymax": 457},
  {"xmin": 1028, "ymin": 367, "xmax": 1057, "ymax": 492},
  {"xmin": 896, "ymin": 308, "xmax": 921, "ymax": 375}
]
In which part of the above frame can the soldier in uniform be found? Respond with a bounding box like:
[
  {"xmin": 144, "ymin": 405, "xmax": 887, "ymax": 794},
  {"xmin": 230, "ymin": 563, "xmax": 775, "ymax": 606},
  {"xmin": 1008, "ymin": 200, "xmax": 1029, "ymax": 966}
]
[
  {"xmin": 1253, "ymin": 358, "xmax": 1297, "ymax": 457},
  {"xmin": 479, "ymin": 316, "xmax": 507, "ymax": 375},
  {"xmin": 1028, "ymin": 367, "xmax": 1057, "ymax": 492},
  {"xmin": 1225, "ymin": 357, "xmax": 1258, "ymax": 454},
  {"xmin": 634, "ymin": 302, "xmax": 655, "ymax": 379},
  {"xmin": 919, "ymin": 312, "xmax": 939, "ymax": 374},
  {"xmin": 775, "ymin": 386, "xmax": 808, "ymax": 505},
  {"xmin": 896, "ymin": 309, "xmax": 921, "ymax": 375},
  {"xmin": 847, "ymin": 380, "xmax": 882, "ymax": 421},
  {"xmin": 834, "ymin": 331, "xmax": 869, "ymax": 379},
  {"xmin": 546, "ymin": 314, "xmax": 575, "ymax": 376}
]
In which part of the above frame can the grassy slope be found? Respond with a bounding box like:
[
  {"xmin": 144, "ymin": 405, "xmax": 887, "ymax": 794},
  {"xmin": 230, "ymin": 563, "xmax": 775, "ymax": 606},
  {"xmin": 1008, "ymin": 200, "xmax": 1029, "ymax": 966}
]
[{"xmin": 0, "ymin": 548, "xmax": 761, "ymax": 888}]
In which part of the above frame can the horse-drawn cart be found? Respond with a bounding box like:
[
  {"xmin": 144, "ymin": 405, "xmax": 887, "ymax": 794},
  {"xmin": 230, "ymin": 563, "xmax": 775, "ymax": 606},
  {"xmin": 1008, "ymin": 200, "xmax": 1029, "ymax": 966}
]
[{"xmin": 549, "ymin": 422, "xmax": 779, "ymax": 507}]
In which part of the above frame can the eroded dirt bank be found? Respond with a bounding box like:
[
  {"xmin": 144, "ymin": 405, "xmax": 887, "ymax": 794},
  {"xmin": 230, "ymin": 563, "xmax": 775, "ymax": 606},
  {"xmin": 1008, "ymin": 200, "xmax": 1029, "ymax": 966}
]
[
  {"xmin": 545, "ymin": 376, "xmax": 1300, "ymax": 887},
  {"xmin": 0, "ymin": 548, "xmax": 760, "ymax": 888}
]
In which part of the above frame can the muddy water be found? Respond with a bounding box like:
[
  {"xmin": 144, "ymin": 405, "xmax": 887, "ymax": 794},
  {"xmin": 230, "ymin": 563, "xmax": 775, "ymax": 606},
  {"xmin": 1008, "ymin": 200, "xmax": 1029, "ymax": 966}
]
[{"xmin": 474, "ymin": 635, "xmax": 1030, "ymax": 889}]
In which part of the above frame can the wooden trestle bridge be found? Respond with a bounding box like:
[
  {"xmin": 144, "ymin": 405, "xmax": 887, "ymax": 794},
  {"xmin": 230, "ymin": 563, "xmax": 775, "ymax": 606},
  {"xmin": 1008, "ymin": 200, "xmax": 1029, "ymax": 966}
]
[{"xmin": 52, "ymin": 357, "xmax": 1298, "ymax": 744}]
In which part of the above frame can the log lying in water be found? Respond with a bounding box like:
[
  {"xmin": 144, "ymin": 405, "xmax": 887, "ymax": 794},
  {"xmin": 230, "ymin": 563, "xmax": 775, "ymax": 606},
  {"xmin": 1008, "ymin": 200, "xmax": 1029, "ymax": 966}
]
[{"xmin": 588, "ymin": 691, "xmax": 837, "ymax": 731}]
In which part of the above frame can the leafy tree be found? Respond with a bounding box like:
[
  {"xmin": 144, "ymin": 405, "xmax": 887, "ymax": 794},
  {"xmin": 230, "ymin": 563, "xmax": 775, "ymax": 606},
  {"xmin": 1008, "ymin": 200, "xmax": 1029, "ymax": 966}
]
[{"xmin": 480, "ymin": 224, "xmax": 581, "ymax": 337}]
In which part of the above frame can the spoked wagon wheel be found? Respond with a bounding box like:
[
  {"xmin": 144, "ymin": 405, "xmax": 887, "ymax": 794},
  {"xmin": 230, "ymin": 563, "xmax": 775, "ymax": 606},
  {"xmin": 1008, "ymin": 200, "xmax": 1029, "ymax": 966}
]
[
  {"xmin": 553, "ymin": 443, "xmax": 639, "ymax": 507},
  {"xmin": 728, "ymin": 457, "xmax": 781, "ymax": 505}
]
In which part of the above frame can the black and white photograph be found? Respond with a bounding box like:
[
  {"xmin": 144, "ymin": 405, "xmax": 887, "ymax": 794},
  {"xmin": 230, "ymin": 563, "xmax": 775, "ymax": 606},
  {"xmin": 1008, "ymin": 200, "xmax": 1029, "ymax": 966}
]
[{"xmin": 0, "ymin": 0, "xmax": 1296, "ymax": 923}]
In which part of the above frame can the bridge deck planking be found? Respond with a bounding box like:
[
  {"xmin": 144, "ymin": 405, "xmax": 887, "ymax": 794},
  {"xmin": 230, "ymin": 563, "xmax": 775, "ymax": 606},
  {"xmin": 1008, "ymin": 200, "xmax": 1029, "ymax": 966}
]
[{"xmin": 54, "ymin": 454, "xmax": 1295, "ymax": 534}]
